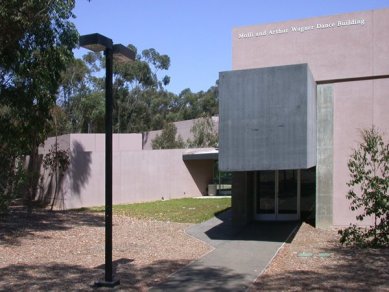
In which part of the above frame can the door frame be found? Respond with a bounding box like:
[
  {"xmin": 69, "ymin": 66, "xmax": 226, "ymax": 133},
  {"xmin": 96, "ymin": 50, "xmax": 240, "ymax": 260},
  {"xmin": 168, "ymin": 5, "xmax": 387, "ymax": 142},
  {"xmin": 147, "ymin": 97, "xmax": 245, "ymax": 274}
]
[{"xmin": 254, "ymin": 170, "xmax": 301, "ymax": 221}]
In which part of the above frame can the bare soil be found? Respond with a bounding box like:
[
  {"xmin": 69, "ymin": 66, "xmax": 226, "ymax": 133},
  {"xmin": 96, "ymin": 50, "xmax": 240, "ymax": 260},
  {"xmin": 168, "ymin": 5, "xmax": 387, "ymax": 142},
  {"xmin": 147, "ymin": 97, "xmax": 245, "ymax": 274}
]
[
  {"xmin": 251, "ymin": 222, "xmax": 389, "ymax": 291},
  {"xmin": 0, "ymin": 208, "xmax": 210, "ymax": 291},
  {"xmin": 1, "ymin": 209, "xmax": 388, "ymax": 291}
]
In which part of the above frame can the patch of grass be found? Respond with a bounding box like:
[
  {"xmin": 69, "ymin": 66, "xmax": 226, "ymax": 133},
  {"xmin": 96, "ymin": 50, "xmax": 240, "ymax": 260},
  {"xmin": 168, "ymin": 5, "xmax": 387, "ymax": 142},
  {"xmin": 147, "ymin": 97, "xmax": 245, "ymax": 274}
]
[{"xmin": 90, "ymin": 197, "xmax": 231, "ymax": 224}]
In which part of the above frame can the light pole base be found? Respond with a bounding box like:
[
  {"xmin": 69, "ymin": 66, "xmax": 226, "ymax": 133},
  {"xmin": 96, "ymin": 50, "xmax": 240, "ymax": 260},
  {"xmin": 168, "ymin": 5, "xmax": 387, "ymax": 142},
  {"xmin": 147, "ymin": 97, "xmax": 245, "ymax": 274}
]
[{"xmin": 94, "ymin": 279, "xmax": 120, "ymax": 288}]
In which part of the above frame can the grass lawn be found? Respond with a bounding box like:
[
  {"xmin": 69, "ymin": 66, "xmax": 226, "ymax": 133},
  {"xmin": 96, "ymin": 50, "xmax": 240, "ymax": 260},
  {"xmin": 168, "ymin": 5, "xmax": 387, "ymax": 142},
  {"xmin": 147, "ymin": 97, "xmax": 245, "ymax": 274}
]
[{"xmin": 90, "ymin": 197, "xmax": 231, "ymax": 224}]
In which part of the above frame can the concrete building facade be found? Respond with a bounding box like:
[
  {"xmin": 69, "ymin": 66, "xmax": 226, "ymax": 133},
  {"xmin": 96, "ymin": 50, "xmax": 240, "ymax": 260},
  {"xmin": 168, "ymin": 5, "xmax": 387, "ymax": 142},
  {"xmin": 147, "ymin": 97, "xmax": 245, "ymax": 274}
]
[{"xmin": 219, "ymin": 8, "xmax": 389, "ymax": 228}]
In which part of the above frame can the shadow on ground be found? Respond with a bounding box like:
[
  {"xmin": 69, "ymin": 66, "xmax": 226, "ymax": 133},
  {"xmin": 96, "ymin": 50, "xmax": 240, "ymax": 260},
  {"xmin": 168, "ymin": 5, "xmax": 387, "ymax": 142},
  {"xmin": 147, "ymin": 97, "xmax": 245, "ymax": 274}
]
[
  {"xmin": 0, "ymin": 207, "xmax": 104, "ymax": 245},
  {"xmin": 204, "ymin": 209, "xmax": 299, "ymax": 243},
  {"xmin": 251, "ymin": 246, "xmax": 389, "ymax": 291},
  {"xmin": 0, "ymin": 258, "xmax": 248, "ymax": 291},
  {"xmin": 152, "ymin": 263, "xmax": 247, "ymax": 291}
]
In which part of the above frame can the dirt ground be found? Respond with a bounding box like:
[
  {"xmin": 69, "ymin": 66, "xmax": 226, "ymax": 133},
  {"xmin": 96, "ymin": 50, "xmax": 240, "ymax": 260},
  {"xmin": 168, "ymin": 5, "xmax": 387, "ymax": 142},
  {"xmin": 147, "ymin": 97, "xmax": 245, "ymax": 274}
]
[
  {"xmin": 252, "ymin": 222, "xmax": 389, "ymax": 291},
  {"xmin": 1, "ymin": 208, "xmax": 388, "ymax": 291},
  {"xmin": 0, "ymin": 208, "xmax": 210, "ymax": 291}
]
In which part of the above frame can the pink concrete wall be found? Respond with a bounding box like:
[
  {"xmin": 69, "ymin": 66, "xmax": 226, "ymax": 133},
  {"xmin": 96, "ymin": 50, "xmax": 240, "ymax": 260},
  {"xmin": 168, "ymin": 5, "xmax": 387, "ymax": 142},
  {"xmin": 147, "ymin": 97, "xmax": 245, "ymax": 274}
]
[
  {"xmin": 39, "ymin": 134, "xmax": 71, "ymax": 154},
  {"xmin": 69, "ymin": 133, "xmax": 143, "ymax": 152},
  {"xmin": 39, "ymin": 134, "xmax": 214, "ymax": 209},
  {"xmin": 333, "ymin": 79, "xmax": 389, "ymax": 225},
  {"xmin": 114, "ymin": 150, "xmax": 214, "ymax": 204},
  {"xmin": 37, "ymin": 135, "xmax": 71, "ymax": 208},
  {"xmin": 62, "ymin": 147, "xmax": 213, "ymax": 209},
  {"xmin": 233, "ymin": 9, "xmax": 389, "ymax": 81}
]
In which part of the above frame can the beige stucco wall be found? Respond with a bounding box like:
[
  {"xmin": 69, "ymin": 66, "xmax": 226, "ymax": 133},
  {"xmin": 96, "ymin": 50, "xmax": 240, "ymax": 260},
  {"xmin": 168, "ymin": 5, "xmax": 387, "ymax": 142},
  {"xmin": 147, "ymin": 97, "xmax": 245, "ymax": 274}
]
[{"xmin": 38, "ymin": 134, "xmax": 214, "ymax": 209}]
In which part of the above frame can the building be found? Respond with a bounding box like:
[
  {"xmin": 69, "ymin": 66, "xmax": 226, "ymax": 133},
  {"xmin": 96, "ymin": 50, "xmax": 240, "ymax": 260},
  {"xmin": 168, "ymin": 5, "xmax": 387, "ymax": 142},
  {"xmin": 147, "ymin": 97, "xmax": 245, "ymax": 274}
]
[{"xmin": 218, "ymin": 8, "xmax": 389, "ymax": 228}]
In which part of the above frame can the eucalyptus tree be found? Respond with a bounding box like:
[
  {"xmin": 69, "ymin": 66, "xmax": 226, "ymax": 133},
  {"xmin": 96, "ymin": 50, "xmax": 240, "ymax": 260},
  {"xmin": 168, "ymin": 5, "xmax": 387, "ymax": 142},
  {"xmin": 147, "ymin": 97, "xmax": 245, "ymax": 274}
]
[
  {"xmin": 58, "ymin": 53, "xmax": 105, "ymax": 134},
  {"xmin": 0, "ymin": 0, "xmax": 78, "ymax": 212},
  {"xmin": 171, "ymin": 84, "xmax": 219, "ymax": 122},
  {"xmin": 112, "ymin": 46, "xmax": 171, "ymax": 133}
]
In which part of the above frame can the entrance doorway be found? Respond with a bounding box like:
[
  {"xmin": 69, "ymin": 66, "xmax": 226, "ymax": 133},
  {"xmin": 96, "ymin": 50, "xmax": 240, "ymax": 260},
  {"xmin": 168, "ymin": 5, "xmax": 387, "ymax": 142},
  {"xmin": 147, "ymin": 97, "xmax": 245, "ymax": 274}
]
[{"xmin": 254, "ymin": 170, "xmax": 300, "ymax": 221}]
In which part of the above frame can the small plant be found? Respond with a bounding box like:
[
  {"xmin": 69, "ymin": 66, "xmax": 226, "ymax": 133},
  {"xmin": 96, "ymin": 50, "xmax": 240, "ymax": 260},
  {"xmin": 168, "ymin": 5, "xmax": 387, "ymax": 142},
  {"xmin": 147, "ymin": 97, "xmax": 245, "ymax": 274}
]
[
  {"xmin": 42, "ymin": 142, "xmax": 70, "ymax": 210},
  {"xmin": 339, "ymin": 127, "xmax": 389, "ymax": 247},
  {"xmin": 42, "ymin": 143, "xmax": 70, "ymax": 173}
]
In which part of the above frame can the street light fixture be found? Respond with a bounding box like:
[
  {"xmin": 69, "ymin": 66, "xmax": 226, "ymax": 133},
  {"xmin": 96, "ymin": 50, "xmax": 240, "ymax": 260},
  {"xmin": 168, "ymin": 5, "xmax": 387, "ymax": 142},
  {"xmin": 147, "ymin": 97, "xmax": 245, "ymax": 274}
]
[{"xmin": 79, "ymin": 33, "xmax": 135, "ymax": 288}]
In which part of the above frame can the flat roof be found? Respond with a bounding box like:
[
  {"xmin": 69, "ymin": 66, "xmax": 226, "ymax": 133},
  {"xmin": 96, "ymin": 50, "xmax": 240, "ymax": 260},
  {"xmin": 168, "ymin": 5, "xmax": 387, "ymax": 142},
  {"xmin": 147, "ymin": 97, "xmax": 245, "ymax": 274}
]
[{"xmin": 182, "ymin": 148, "xmax": 218, "ymax": 161}]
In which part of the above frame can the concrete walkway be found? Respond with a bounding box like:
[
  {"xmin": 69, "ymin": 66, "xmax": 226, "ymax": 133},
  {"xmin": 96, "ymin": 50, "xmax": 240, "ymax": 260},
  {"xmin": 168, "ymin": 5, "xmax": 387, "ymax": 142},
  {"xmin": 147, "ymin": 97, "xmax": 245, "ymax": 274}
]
[{"xmin": 152, "ymin": 211, "xmax": 299, "ymax": 291}]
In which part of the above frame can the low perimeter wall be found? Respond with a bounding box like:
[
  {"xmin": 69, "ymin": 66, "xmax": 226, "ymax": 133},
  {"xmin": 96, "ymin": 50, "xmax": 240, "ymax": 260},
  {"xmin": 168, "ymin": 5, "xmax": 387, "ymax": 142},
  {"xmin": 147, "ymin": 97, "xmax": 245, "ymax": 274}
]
[{"xmin": 38, "ymin": 134, "xmax": 214, "ymax": 209}]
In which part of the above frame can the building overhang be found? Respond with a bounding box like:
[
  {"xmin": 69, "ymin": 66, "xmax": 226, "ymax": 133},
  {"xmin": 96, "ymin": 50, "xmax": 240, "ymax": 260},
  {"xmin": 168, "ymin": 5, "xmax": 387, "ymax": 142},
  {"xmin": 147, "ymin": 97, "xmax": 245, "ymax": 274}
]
[{"xmin": 182, "ymin": 148, "xmax": 219, "ymax": 161}]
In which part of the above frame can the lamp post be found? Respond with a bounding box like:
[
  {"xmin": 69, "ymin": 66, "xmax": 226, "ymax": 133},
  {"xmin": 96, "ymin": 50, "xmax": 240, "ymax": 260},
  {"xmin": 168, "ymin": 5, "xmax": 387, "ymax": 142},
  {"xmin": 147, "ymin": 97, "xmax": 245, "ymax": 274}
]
[{"xmin": 79, "ymin": 33, "xmax": 135, "ymax": 287}]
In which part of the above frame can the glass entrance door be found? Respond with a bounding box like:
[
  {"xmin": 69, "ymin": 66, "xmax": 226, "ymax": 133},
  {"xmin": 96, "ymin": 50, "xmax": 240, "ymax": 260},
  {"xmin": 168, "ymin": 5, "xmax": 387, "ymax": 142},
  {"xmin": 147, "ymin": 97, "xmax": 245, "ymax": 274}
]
[
  {"xmin": 278, "ymin": 170, "xmax": 299, "ymax": 220},
  {"xmin": 255, "ymin": 170, "xmax": 300, "ymax": 221},
  {"xmin": 255, "ymin": 171, "xmax": 276, "ymax": 220}
]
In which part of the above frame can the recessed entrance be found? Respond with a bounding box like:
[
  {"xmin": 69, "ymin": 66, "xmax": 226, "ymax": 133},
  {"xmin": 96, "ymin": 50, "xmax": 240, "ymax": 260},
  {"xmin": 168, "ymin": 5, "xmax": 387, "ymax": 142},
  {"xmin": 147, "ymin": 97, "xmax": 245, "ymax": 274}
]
[{"xmin": 254, "ymin": 170, "xmax": 300, "ymax": 221}]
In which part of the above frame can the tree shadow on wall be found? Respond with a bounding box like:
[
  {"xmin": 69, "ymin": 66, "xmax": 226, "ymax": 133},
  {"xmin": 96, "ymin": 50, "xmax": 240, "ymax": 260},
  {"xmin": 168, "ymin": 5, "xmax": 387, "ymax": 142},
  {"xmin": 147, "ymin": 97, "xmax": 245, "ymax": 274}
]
[
  {"xmin": 142, "ymin": 131, "xmax": 150, "ymax": 149},
  {"xmin": 70, "ymin": 140, "xmax": 92, "ymax": 197},
  {"xmin": 35, "ymin": 140, "xmax": 92, "ymax": 210},
  {"xmin": 36, "ymin": 161, "xmax": 68, "ymax": 210},
  {"xmin": 250, "ymin": 246, "xmax": 389, "ymax": 291}
]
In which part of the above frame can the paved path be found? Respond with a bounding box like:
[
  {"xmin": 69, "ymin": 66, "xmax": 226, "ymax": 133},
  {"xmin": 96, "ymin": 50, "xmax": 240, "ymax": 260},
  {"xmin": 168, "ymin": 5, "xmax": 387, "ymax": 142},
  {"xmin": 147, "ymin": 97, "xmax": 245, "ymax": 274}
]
[{"xmin": 152, "ymin": 211, "xmax": 299, "ymax": 291}]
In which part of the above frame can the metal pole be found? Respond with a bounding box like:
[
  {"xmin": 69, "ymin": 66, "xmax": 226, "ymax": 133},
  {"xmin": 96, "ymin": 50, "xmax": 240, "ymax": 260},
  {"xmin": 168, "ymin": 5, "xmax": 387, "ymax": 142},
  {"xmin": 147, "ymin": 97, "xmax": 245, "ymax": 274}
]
[{"xmin": 104, "ymin": 47, "xmax": 117, "ymax": 285}]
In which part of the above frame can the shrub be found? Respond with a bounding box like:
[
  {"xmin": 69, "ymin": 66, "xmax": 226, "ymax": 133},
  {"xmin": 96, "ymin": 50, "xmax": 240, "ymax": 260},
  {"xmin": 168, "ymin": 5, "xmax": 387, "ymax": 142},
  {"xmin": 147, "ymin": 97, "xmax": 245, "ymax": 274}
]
[{"xmin": 339, "ymin": 127, "xmax": 389, "ymax": 247}]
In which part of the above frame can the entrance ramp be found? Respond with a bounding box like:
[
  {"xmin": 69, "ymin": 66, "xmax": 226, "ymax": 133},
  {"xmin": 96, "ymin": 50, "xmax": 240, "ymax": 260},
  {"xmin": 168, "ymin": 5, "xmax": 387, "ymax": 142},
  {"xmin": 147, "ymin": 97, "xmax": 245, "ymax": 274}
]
[{"xmin": 151, "ymin": 210, "xmax": 299, "ymax": 291}]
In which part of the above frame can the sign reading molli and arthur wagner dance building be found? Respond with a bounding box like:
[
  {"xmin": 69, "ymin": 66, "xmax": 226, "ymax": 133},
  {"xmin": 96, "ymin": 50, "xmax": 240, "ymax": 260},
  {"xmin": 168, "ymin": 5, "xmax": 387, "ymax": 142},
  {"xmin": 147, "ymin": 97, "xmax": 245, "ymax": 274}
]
[
  {"xmin": 237, "ymin": 18, "xmax": 365, "ymax": 39},
  {"xmin": 220, "ymin": 8, "xmax": 389, "ymax": 228}
]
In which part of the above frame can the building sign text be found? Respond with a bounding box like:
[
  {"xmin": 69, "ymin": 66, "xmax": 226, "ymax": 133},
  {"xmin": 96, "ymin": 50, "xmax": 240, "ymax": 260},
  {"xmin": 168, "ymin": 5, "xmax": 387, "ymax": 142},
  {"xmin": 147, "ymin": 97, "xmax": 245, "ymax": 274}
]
[{"xmin": 238, "ymin": 18, "xmax": 365, "ymax": 39}]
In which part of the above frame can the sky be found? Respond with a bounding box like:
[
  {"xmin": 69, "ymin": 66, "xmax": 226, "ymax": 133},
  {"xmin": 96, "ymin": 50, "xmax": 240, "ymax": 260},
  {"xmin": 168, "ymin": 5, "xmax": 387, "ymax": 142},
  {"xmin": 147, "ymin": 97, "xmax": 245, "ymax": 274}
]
[{"xmin": 73, "ymin": 0, "xmax": 389, "ymax": 94}]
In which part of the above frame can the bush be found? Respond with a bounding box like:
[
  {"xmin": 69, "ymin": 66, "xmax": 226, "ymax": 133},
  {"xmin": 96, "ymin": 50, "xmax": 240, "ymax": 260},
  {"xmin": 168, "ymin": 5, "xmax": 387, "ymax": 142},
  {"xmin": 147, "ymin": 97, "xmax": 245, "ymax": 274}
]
[
  {"xmin": 151, "ymin": 123, "xmax": 185, "ymax": 149},
  {"xmin": 187, "ymin": 116, "xmax": 218, "ymax": 148},
  {"xmin": 339, "ymin": 127, "xmax": 389, "ymax": 247},
  {"xmin": 0, "ymin": 158, "xmax": 27, "ymax": 215}
]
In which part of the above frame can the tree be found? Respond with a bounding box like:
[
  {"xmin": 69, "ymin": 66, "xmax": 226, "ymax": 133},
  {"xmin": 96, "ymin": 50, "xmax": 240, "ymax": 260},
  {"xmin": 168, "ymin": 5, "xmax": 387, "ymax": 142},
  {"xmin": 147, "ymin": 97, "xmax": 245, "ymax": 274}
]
[
  {"xmin": 112, "ymin": 47, "xmax": 171, "ymax": 133},
  {"xmin": 170, "ymin": 84, "xmax": 218, "ymax": 122},
  {"xmin": 152, "ymin": 123, "xmax": 185, "ymax": 149},
  {"xmin": 187, "ymin": 117, "xmax": 218, "ymax": 148},
  {"xmin": 55, "ymin": 52, "xmax": 106, "ymax": 134},
  {"xmin": 0, "ymin": 0, "xmax": 78, "ymax": 213},
  {"xmin": 55, "ymin": 45, "xmax": 219, "ymax": 136},
  {"xmin": 339, "ymin": 127, "xmax": 389, "ymax": 247}
]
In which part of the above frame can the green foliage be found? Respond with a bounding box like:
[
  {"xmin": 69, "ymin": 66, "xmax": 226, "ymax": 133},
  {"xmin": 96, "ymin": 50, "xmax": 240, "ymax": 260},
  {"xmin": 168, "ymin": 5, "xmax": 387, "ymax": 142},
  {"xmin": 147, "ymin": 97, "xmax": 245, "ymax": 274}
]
[
  {"xmin": 187, "ymin": 116, "xmax": 218, "ymax": 148},
  {"xmin": 0, "ymin": 0, "xmax": 78, "ymax": 212},
  {"xmin": 90, "ymin": 198, "xmax": 231, "ymax": 224},
  {"xmin": 56, "ymin": 44, "xmax": 219, "ymax": 134},
  {"xmin": 0, "ymin": 159, "xmax": 27, "ymax": 215},
  {"xmin": 55, "ymin": 53, "xmax": 104, "ymax": 134},
  {"xmin": 112, "ymin": 46, "xmax": 171, "ymax": 133},
  {"xmin": 152, "ymin": 123, "xmax": 185, "ymax": 149},
  {"xmin": 172, "ymin": 86, "xmax": 219, "ymax": 121},
  {"xmin": 339, "ymin": 127, "xmax": 389, "ymax": 247}
]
